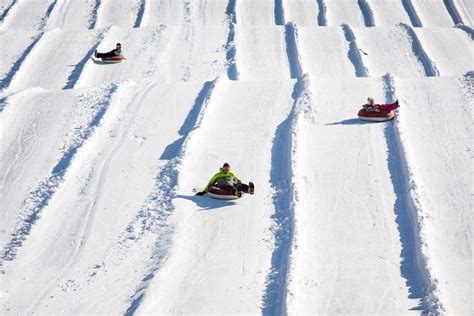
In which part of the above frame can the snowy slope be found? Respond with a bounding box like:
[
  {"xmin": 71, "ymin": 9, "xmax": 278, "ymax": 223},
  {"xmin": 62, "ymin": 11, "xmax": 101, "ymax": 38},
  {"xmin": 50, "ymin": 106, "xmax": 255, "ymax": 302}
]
[{"xmin": 0, "ymin": 1, "xmax": 472, "ymax": 315}]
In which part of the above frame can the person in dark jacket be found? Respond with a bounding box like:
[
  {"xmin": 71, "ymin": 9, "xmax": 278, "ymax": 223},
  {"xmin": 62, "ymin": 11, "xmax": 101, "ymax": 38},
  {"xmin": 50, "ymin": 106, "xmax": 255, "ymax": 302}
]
[
  {"xmin": 362, "ymin": 97, "xmax": 399, "ymax": 112},
  {"xmin": 95, "ymin": 43, "xmax": 122, "ymax": 58}
]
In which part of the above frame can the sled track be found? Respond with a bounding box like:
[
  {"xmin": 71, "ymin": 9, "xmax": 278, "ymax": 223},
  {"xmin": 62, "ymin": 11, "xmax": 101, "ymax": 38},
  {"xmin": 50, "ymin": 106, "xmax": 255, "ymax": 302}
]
[
  {"xmin": 382, "ymin": 74, "xmax": 443, "ymax": 313},
  {"xmin": 341, "ymin": 24, "xmax": 369, "ymax": 77},
  {"xmin": 317, "ymin": 0, "xmax": 327, "ymax": 26},
  {"xmin": 0, "ymin": 84, "xmax": 118, "ymax": 267},
  {"xmin": 401, "ymin": 0, "xmax": 422, "ymax": 27},
  {"xmin": 358, "ymin": 0, "xmax": 375, "ymax": 27},
  {"xmin": 225, "ymin": 0, "xmax": 238, "ymax": 80},
  {"xmin": 400, "ymin": 24, "xmax": 439, "ymax": 77},
  {"xmin": 122, "ymin": 79, "xmax": 218, "ymax": 315}
]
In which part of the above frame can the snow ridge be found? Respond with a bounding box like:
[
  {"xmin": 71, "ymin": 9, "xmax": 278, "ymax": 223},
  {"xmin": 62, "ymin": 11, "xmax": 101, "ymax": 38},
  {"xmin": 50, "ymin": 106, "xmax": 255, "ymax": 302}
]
[
  {"xmin": 316, "ymin": 0, "xmax": 327, "ymax": 26},
  {"xmin": 454, "ymin": 23, "xmax": 474, "ymax": 39},
  {"xmin": 64, "ymin": 31, "xmax": 105, "ymax": 89},
  {"xmin": 357, "ymin": 0, "xmax": 375, "ymax": 27},
  {"xmin": 263, "ymin": 74, "xmax": 312, "ymax": 315},
  {"xmin": 133, "ymin": 0, "xmax": 146, "ymax": 28},
  {"xmin": 382, "ymin": 74, "xmax": 444, "ymax": 314},
  {"xmin": 401, "ymin": 0, "xmax": 422, "ymax": 27},
  {"xmin": 121, "ymin": 79, "xmax": 218, "ymax": 314},
  {"xmin": 341, "ymin": 24, "xmax": 369, "ymax": 77},
  {"xmin": 0, "ymin": 83, "xmax": 118, "ymax": 268},
  {"xmin": 225, "ymin": 0, "xmax": 238, "ymax": 80},
  {"xmin": 400, "ymin": 24, "xmax": 439, "ymax": 77},
  {"xmin": 285, "ymin": 22, "xmax": 302, "ymax": 79},
  {"xmin": 274, "ymin": 0, "xmax": 285, "ymax": 26},
  {"xmin": 0, "ymin": 0, "xmax": 17, "ymax": 24},
  {"xmin": 88, "ymin": 0, "xmax": 101, "ymax": 29},
  {"xmin": 443, "ymin": 0, "xmax": 463, "ymax": 25},
  {"xmin": 0, "ymin": 34, "xmax": 43, "ymax": 93}
]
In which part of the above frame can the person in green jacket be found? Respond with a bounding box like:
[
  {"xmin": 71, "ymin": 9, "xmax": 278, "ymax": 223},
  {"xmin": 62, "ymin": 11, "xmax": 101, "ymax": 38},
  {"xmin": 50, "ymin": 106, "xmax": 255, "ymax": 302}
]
[{"xmin": 197, "ymin": 163, "xmax": 254, "ymax": 196}]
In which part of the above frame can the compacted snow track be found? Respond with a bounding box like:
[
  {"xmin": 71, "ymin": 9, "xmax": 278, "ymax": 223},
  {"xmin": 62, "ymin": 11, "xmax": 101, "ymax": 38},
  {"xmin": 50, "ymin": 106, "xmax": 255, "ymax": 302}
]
[{"xmin": 1, "ymin": 1, "xmax": 472, "ymax": 315}]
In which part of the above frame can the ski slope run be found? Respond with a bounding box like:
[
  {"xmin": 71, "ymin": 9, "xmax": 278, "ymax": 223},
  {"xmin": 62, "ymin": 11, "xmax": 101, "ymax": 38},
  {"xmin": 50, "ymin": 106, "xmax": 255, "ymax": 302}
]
[{"xmin": 0, "ymin": 0, "xmax": 472, "ymax": 315}]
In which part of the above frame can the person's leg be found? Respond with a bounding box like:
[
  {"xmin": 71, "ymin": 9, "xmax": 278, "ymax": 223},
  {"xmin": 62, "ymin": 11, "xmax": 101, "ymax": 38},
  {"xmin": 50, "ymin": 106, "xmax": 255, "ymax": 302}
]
[
  {"xmin": 379, "ymin": 102, "xmax": 398, "ymax": 111},
  {"xmin": 96, "ymin": 52, "xmax": 114, "ymax": 58}
]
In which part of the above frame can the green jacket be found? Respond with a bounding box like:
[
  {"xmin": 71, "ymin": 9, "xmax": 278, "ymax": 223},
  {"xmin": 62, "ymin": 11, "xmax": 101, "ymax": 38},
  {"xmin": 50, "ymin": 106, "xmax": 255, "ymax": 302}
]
[{"xmin": 204, "ymin": 168, "xmax": 240, "ymax": 192}]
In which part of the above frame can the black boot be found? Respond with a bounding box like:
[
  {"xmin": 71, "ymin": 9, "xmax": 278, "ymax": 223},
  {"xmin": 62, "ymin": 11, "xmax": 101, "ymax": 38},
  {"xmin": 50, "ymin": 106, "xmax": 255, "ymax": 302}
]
[
  {"xmin": 94, "ymin": 50, "xmax": 98, "ymax": 58},
  {"xmin": 249, "ymin": 182, "xmax": 254, "ymax": 195}
]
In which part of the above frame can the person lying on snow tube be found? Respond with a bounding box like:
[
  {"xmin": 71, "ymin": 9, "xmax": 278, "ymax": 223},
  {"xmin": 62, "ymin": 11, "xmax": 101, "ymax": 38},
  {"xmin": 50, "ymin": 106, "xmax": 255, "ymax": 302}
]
[
  {"xmin": 196, "ymin": 163, "xmax": 254, "ymax": 196},
  {"xmin": 362, "ymin": 96, "xmax": 399, "ymax": 112},
  {"xmin": 95, "ymin": 42, "xmax": 122, "ymax": 58}
]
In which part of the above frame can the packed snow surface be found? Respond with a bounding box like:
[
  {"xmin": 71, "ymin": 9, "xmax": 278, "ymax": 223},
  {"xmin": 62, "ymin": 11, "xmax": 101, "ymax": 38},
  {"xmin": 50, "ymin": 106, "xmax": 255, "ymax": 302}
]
[{"xmin": 0, "ymin": 0, "xmax": 472, "ymax": 315}]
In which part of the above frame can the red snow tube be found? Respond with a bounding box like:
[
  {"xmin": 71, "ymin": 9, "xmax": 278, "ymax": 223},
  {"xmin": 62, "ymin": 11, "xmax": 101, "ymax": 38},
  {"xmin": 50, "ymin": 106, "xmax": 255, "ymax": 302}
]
[
  {"xmin": 358, "ymin": 109, "xmax": 395, "ymax": 122},
  {"xmin": 207, "ymin": 186, "xmax": 241, "ymax": 200},
  {"xmin": 101, "ymin": 54, "xmax": 126, "ymax": 63}
]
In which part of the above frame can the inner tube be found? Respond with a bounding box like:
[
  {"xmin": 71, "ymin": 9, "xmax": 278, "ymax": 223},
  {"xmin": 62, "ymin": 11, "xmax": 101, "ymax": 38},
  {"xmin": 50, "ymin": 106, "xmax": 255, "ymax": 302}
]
[
  {"xmin": 101, "ymin": 54, "xmax": 126, "ymax": 63},
  {"xmin": 358, "ymin": 109, "xmax": 395, "ymax": 122},
  {"xmin": 207, "ymin": 186, "xmax": 241, "ymax": 200}
]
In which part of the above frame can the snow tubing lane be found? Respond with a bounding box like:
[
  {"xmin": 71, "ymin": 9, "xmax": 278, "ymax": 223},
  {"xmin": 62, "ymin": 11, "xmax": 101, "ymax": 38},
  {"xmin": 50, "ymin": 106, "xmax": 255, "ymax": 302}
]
[
  {"xmin": 358, "ymin": 109, "xmax": 395, "ymax": 122},
  {"xmin": 101, "ymin": 55, "xmax": 126, "ymax": 64},
  {"xmin": 207, "ymin": 186, "xmax": 241, "ymax": 200}
]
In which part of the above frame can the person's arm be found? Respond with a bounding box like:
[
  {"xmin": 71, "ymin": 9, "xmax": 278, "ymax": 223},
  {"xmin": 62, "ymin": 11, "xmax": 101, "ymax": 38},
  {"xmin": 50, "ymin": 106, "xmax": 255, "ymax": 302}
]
[{"xmin": 204, "ymin": 173, "xmax": 221, "ymax": 192}]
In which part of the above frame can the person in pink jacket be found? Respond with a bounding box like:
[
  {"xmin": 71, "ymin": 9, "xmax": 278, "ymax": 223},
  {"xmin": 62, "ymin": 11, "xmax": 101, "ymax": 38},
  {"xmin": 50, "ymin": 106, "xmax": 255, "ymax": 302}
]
[{"xmin": 363, "ymin": 97, "xmax": 399, "ymax": 112}]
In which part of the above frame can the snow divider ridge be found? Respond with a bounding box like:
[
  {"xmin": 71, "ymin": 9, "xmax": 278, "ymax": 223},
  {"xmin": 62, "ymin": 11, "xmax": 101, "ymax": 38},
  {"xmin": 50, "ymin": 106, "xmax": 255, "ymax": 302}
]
[
  {"xmin": 341, "ymin": 24, "xmax": 369, "ymax": 77},
  {"xmin": 88, "ymin": 0, "xmax": 101, "ymax": 29},
  {"xmin": 263, "ymin": 73, "xmax": 313, "ymax": 315},
  {"xmin": 274, "ymin": 0, "xmax": 285, "ymax": 26},
  {"xmin": 0, "ymin": 34, "xmax": 43, "ymax": 93},
  {"xmin": 285, "ymin": 22, "xmax": 302, "ymax": 79},
  {"xmin": 357, "ymin": 0, "xmax": 375, "ymax": 27},
  {"xmin": 454, "ymin": 23, "xmax": 474, "ymax": 40},
  {"xmin": 401, "ymin": 0, "xmax": 422, "ymax": 27},
  {"xmin": 317, "ymin": 0, "xmax": 327, "ymax": 26},
  {"xmin": 0, "ymin": 0, "xmax": 18, "ymax": 25},
  {"xmin": 443, "ymin": 0, "xmax": 463, "ymax": 25},
  {"xmin": 121, "ymin": 78, "xmax": 219, "ymax": 314},
  {"xmin": 0, "ymin": 83, "xmax": 119, "ymax": 268},
  {"xmin": 64, "ymin": 30, "xmax": 106, "ymax": 89},
  {"xmin": 399, "ymin": 24, "xmax": 439, "ymax": 77},
  {"xmin": 133, "ymin": 0, "xmax": 146, "ymax": 28},
  {"xmin": 225, "ymin": 0, "xmax": 238, "ymax": 80},
  {"xmin": 382, "ymin": 74, "xmax": 444, "ymax": 314}
]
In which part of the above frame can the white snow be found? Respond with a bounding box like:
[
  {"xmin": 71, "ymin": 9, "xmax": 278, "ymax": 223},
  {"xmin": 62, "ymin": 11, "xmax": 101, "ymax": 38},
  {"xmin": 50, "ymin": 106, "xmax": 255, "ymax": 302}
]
[{"xmin": 0, "ymin": 1, "xmax": 472, "ymax": 315}]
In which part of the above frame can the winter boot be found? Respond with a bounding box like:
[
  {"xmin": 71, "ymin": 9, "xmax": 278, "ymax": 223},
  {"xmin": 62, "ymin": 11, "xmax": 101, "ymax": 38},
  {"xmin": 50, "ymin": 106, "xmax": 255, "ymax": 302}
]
[
  {"xmin": 249, "ymin": 182, "xmax": 254, "ymax": 195},
  {"xmin": 395, "ymin": 99, "xmax": 399, "ymax": 107},
  {"xmin": 94, "ymin": 50, "xmax": 98, "ymax": 58}
]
